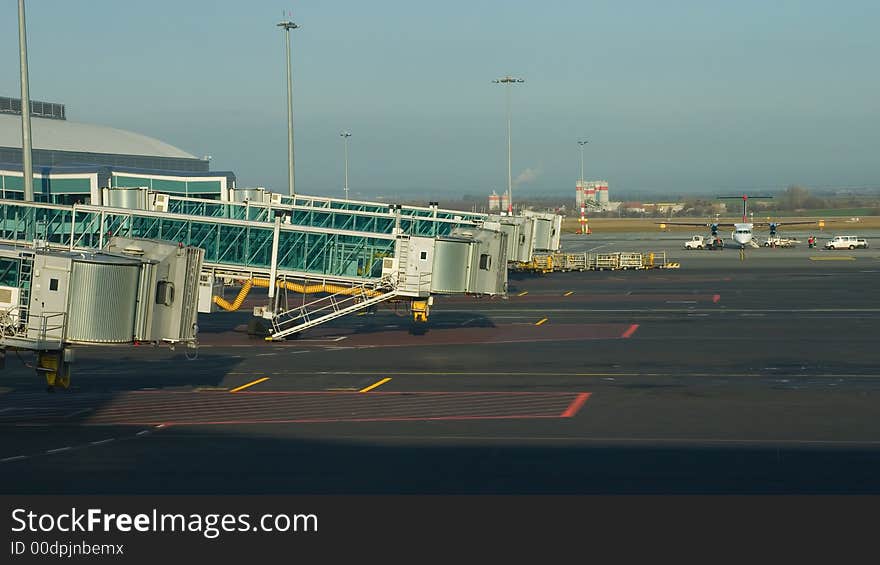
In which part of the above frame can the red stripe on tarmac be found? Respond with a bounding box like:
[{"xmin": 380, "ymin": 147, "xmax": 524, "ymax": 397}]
[
  {"xmin": 111, "ymin": 414, "xmax": 566, "ymax": 426},
  {"xmin": 621, "ymin": 324, "xmax": 640, "ymax": 339},
  {"xmin": 560, "ymin": 393, "xmax": 591, "ymax": 418},
  {"xmin": 713, "ymin": 294, "xmax": 721, "ymax": 303}
]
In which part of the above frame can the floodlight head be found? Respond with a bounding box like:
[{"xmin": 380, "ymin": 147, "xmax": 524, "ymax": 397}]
[{"xmin": 493, "ymin": 75, "xmax": 524, "ymax": 84}]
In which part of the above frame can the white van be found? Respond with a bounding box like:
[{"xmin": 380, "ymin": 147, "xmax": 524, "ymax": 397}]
[{"xmin": 824, "ymin": 235, "xmax": 867, "ymax": 250}]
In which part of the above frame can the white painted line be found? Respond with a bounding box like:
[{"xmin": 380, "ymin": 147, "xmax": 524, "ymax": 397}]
[
  {"xmin": 46, "ymin": 447, "xmax": 72, "ymax": 454},
  {"xmin": 586, "ymin": 243, "xmax": 614, "ymax": 252},
  {"xmin": 256, "ymin": 353, "xmax": 277, "ymax": 357},
  {"xmin": 90, "ymin": 439, "xmax": 115, "ymax": 446},
  {"xmin": 136, "ymin": 430, "xmax": 150, "ymax": 436}
]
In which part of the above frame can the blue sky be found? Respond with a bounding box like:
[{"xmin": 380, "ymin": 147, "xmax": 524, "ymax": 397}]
[{"xmin": 2, "ymin": 1, "xmax": 879, "ymax": 199}]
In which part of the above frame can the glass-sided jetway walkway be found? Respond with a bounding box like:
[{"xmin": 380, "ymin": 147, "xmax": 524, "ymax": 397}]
[
  {"xmin": 0, "ymin": 199, "xmax": 397, "ymax": 283},
  {"xmin": 277, "ymin": 192, "xmax": 487, "ymax": 225},
  {"xmin": 162, "ymin": 193, "xmax": 486, "ymax": 238}
]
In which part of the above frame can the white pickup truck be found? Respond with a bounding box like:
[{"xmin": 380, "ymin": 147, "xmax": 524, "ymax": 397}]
[
  {"xmin": 824, "ymin": 235, "xmax": 869, "ymax": 250},
  {"xmin": 684, "ymin": 235, "xmax": 723, "ymax": 250}
]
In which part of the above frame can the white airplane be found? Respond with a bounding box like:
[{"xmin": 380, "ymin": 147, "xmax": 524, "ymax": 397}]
[{"xmin": 660, "ymin": 195, "xmax": 816, "ymax": 249}]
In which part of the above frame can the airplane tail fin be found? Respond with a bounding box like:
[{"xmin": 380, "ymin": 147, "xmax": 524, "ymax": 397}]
[{"xmin": 718, "ymin": 195, "xmax": 773, "ymax": 223}]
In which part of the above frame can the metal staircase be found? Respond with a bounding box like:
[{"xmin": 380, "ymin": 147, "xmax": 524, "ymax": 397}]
[
  {"xmin": 395, "ymin": 237, "xmax": 409, "ymax": 288},
  {"xmin": 268, "ymin": 278, "xmax": 398, "ymax": 341},
  {"xmin": 16, "ymin": 252, "xmax": 34, "ymax": 332}
]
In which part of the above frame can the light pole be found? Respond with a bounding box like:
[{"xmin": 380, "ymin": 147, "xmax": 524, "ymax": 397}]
[
  {"xmin": 340, "ymin": 131, "xmax": 352, "ymax": 200},
  {"xmin": 492, "ymin": 75, "xmax": 524, "ymax": 215},
  {"xmin": 277, "ymin": 16, "xmax": 300, "ymax": 198},
  {"xmin": 18, "ymin": 0, "xmax": 34, "ymax": 201},
  {"xmin": 577, "ymin": 140, "xmax": 589, "ymax": 234},
  {"xmin": 577, "ymin": 140, "xmax": 588, "ymax": 185}
]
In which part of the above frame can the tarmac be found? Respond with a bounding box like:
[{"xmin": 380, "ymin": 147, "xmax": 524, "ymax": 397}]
[{"xmin": 1, "ymin": 231, "xmax": 879, "ymax": 493}]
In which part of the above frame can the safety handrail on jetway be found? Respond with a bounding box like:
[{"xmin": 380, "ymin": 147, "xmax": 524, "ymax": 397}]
[
  {"xmin": 269, "ymin": 283, "xmax": 399, "ymax": 341},
  {"xmin": 0, "ymin": 199, "xmax": 396, "ymax": 286},
  {"xmin": 0, "ymin": 310, "xmax": 66, "ymax": 351},
  {"xmin": 164, "ymin": 194, "xmax": 481, "ymax": 238}
]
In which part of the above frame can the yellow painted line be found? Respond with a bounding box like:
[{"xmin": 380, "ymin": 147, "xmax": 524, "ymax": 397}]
[
  {"xmin": 229, "ymin": 377, "xmax": 270, "ymax": 393},
  {"xmin": 563, "ymin": 291, "xmax": 574, "ymax": 297},
  {"xmin": 535, "ymin": 318, "xmax": 549, "ymax": 326},
  {"xmin": 517, "ymin": 290, "xmax": 529, "ymax": 296},
  {"xmin": 810, "ymin": 256, "xmax": 855, "ymax": 261},
  {"xmin": 359, "ymin": 377, "xmax": 392, "ymax": 393}
]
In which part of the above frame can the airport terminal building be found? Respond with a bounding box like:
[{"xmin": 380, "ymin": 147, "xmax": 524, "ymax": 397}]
[{"xmin": 0, "ymin": 96, "xmax": 235, "ymax": 204}]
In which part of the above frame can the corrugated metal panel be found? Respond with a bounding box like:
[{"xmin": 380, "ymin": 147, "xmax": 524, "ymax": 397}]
[
  {"xmin": 66, "ymin": 260, "xmax": 139, "ymax": 343},
  {"xmin": 104, "ymin": 187, "xmax": 149, "ymax": 209},
  {"xmin": 430, "ymin": 239, "xmax": 471, "ymax": 294},
  {"xmin": 133, "ymin": 262, "xmax": 157, "ymax": 342},
  {"xmin": 177, "ymin": 247, "xmax": 204, "ymax": 341}
]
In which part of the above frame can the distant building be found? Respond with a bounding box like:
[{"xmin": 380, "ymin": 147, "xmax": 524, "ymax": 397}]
[
  {"xmin": 488, "ymin": 190, "xmax": 501, "ymax": 211},
  {"xmin": 0, "ymin": 96, "xmax": 234, "ymax": 204},
  {"xmin": 645, "ymin": 202, "xmax": 686, "ymax": 215},
  {"xmin": 576, "ymin": 180, "xmax": 610, "ymax": 210},
  {"xmin": 594, "ymin": 181, "xmax": 609, "ymax": 205},
  {"xmin": 621, "ymin": 202, "xmax": 647, "ymax": 214}
]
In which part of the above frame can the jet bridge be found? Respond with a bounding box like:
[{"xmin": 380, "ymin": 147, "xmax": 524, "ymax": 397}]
[
  {"xmin": 103, "ymin": 188, "xmax": 488, "ymax": 239},
  {"xmin": 0, "ymin": 238, "xmax": 203, "ymax": 390},
  {"xmin": 0, "ymin": 198, "xmax": 508, "ymax": 341},
  {"xmin": 486, "ymin": 211, "xmax": 563, "ymax": 269}
]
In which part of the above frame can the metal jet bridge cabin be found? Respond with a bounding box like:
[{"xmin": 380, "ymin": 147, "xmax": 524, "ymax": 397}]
[{"xmin": 0, "ymin": 238, "xmax": 204, "ymax": 389}]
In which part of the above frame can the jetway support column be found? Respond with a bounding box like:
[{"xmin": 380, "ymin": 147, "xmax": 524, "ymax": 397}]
[{"xmin": 267, "ymin": 213, "xmax": 282, "ymax": 316}]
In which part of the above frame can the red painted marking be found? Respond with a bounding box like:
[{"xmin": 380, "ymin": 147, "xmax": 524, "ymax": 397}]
[
  {"xmin": 712, "ymin": 294, "xmax": 721, "ymax": 303},
  {"xmin": 621, "ymin": 324, "xmax": 639, "ymax": 339},
  {"xmin": 55, "ymin": 391, "xmax": 587, "ymax": 427},
  {"xmin": 560, "ymin": 393, "xmax": 591, "ymax": 418},
  {"xmin": 103, "ymin": 414, "xmax": 567, "ymax": 426}
]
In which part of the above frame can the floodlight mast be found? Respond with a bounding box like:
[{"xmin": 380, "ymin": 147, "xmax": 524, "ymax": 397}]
[
  {"xmin": 577, "ymin": 140, "xmax": 589, "ymax": 185},
  {"xmin": 492, "ymin": 76, "xmax": 524, "ymax": 214},
  {"xmin": 278, "ymin": 17, "xmax": 300, "ymax": 198},
  {"xmin": 18, "ymin": 0, "xmax": 34, "ymax": 201},
  {"xmin": 340, "ymin": 131, "xmax": 352, "ymax": 200}
]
